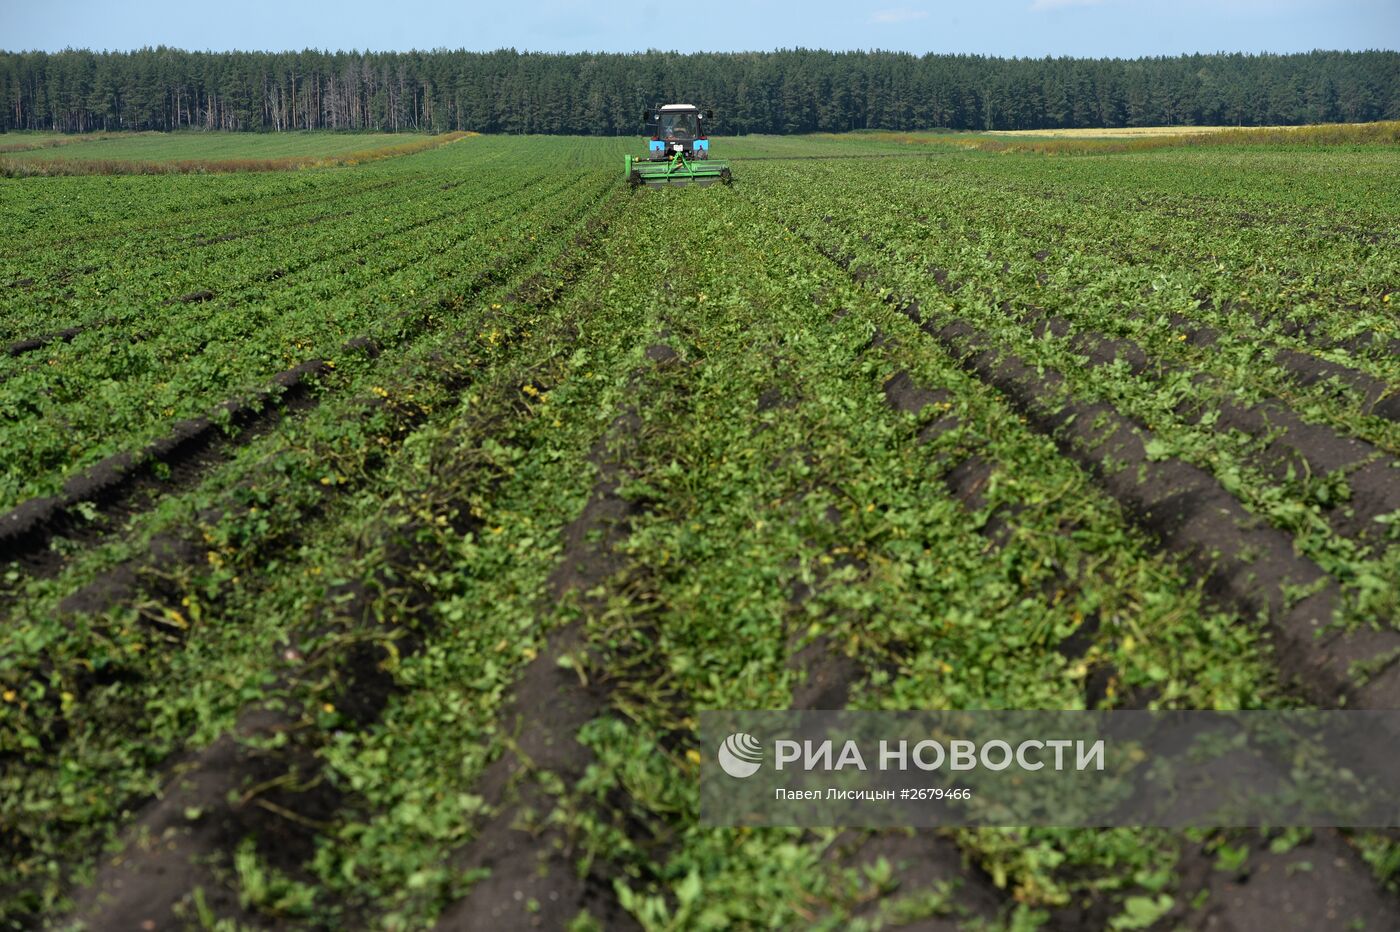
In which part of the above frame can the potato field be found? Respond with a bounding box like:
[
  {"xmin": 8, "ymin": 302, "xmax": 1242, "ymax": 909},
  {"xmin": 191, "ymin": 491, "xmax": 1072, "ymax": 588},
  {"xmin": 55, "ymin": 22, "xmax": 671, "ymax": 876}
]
[{"xmin": 1, "ymin": 129, "xmax": 1398, "ymax": 930}]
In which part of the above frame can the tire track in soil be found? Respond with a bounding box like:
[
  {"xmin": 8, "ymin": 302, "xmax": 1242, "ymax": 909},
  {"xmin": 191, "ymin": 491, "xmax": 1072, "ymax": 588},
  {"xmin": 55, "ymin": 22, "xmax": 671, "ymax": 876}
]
[
  {"xmin": 1272, "ymin": 346, "xmax": 1400, "ymax": 424},
  {"xmin": 775, "ymin": 223, "xmax": 1400, "ymax": 709},
  {"xmin": 771, "ymin": 232, "xmax": 1400, "ymax": 924},
  {"xmin": 6, "ymin": 379, "xmax": 531, "ymax": 924},
  {"xmin": 877, "ymin": 360, "xmax": 1400, "ymax": 931},
  {"xmin": 736, "ymin": 199, "xmax": 1400, "ymax": 924},
  {"xmin": 429, "ymin": 342, "xmax": 694, "ymax": 931},
  {"xmin": 1176, "ymin": 289, "xmax": 1400, "ymax": 404},
  {"xmin": 923, "ymin": 459, "xmax": 1134, "ymax": 926},
  {"xmin": 15, "ymin": 197, "xmax": 641, "ymax": 929},
  {"xmin": 883, "ymin": 350, "xmax": 1136, "ymax": 929},
  {"xmin": 882, "ymin": 356, "xmax": 1150, "ymax": 711},
  {"xmin": 0, "ymin": 184, "xmax": 615, "ymax": 582},
  {"xmin": 0, "ymin": 350, "xmax": 347, "ymax": 573},
  {"xmin": 1103, "ymin": 299, "xmax": 1399, "ymax": 431}
]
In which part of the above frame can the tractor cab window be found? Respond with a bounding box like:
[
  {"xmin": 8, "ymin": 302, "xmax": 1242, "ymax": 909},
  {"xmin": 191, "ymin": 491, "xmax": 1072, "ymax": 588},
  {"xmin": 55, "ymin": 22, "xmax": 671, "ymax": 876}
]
[{"xmin": 659, "ymin": 112, "xmax": 698, "ymax": 140}]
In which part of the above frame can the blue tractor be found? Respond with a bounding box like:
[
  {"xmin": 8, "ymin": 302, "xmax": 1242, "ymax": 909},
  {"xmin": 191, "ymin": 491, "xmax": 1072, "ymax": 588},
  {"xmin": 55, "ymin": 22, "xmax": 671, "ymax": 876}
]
[{"xmin": 625, "ymin": 104, "xmax": 732, "ymax": 188}]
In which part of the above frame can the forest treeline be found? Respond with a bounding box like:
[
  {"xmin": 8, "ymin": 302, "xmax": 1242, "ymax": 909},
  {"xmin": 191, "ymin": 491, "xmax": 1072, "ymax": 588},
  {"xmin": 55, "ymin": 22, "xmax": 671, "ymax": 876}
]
[{"xmin": 2, "ymin": 48, "xmax": 1397, "ymax": 135}]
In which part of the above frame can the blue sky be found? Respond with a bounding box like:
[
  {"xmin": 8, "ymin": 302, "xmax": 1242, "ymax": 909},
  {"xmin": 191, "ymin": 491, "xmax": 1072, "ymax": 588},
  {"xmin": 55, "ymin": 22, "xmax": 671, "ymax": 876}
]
[{"xmin": 5, "ymin": 0, "xmax": 1397, "ymax": 56}]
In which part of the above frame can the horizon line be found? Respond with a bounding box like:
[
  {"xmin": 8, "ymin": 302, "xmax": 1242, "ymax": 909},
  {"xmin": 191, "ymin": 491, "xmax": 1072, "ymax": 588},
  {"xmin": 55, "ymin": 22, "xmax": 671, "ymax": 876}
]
[{"xmin": 3, "ymin": 45, "xmax": 1397, "ymax": 59}]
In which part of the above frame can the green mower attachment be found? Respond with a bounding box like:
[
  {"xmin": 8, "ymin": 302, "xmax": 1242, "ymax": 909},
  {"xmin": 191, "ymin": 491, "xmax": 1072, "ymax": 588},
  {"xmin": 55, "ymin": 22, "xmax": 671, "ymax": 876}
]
[{"xmin": 626, "ymin": 153, "xmax": 732, "ymax": 189}]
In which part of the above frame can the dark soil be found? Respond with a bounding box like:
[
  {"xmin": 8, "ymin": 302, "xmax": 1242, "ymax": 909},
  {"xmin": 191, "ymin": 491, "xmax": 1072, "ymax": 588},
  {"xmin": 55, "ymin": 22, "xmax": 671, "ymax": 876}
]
[
  {"xmin": 1171, "ymin": 830, "xmax": 1400, "ymax": 931},
  {"xmin": 169, "ymin": 289, "xmax": 217, "ymax": 304},
  {"xmin": 65, "ymin": 707, "xmax": 335, "ymax": 929},
  {"xmin": 436, "ymin": 611, "xmax": 626, "ymax": 930},
  {"xmin": 757, "ymin": 385, "xmax": 796, "ymax": 412},
  {"xmin": 883, "ymin": 370, "xmax": 953, "ymax": 416},
  {"xmin": 1274, "ymin": 347, "xmax": 1400, "ymax": 423},
  {"xmin": 4, "ymin": 325, "xmax": 84, "ymax": 356},
  {"xmin": 822, "ymin": 829, "xmax": 1008, "ymax": 928}
]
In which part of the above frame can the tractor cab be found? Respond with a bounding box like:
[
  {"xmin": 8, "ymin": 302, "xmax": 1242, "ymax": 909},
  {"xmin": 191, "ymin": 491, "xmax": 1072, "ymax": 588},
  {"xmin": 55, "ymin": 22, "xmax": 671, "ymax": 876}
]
[{"xmin": 645, "ymin": 104, "xmax": 713, "ymax": 161}]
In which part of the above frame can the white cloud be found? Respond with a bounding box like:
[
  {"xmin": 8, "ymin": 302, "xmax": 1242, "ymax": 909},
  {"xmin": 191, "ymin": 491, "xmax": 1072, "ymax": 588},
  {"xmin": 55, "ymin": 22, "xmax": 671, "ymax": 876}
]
[
  {"xmin": 870, "ymin": 8, "xmax": 930, "ymax": 24},
  {"xmin": 1029, "ymin": 0, "xmax": 1105, "ymax": 11}
]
